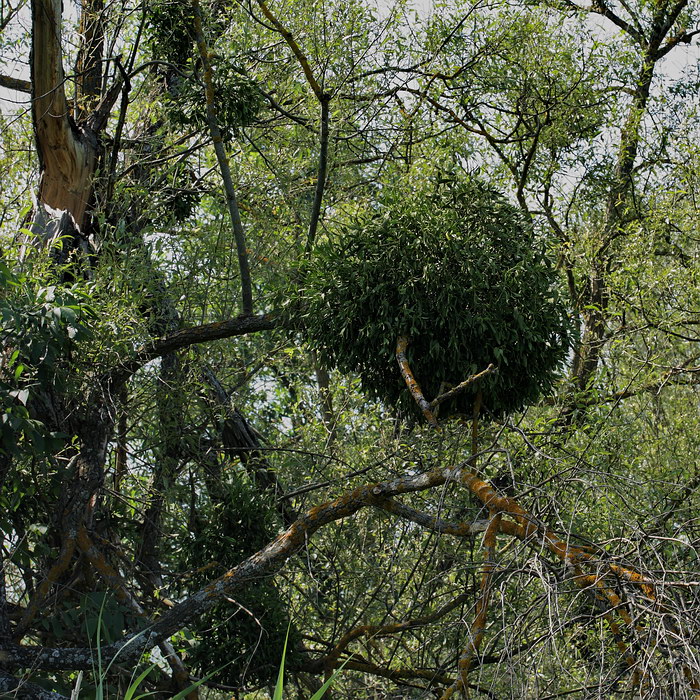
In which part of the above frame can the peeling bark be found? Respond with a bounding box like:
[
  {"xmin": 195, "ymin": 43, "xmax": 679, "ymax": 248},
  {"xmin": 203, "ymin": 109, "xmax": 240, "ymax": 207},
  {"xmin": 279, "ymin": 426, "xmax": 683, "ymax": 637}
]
[{"xmin": 32, "ymin": 0, "xmax": 98, "ymax": 228}]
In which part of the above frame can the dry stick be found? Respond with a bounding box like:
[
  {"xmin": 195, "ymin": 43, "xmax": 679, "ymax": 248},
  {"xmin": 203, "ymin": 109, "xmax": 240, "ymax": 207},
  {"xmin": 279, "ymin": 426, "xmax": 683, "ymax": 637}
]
[
  {"xmin": 395, "ymin": 336, "xmax": 439, "ymax": 427},
  {"xmin": 192, "ymin": 1, "xmax": 253, "ymax": 314},
  {"xmin": 441, "ymin": 511, "xmax": 501, "ymax": 700},
  {"xmin": 429, "ymin": 365, "xmax": 496, "ymax": 412},
  {"xmin": 324, "ymin": 590, "xmax": 476, "ymax": 675},
  {"xmin": 75, "ymin": 528, "xmax": 198, "ymax": 699}
]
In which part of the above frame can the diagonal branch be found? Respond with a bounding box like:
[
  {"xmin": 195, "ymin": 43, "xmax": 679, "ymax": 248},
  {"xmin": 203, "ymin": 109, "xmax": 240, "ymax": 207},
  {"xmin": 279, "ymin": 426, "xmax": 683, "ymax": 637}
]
[
  {"xmin": 589, "ymin": 0, "xmax": 645, "ymax": 43},
  {"xmin": 429, "ymin": 364, "xmax": 497, "ymax": 411},
  {"xmin": 252, "ymin": 0, "xmax": 330, "ymax": 255},
  {"xmin": 396, "ymin": 335, "xmax": 439, "ymax": 427},
  {"xmin": 192, "ymin": 0, "xmax": 253, "ymax": 314},
  {"xmin": 76, "ymin": 528, "xmax": 196, "ymax": 697},
  {"xmin": 654, "ymin": 28, "xmax": 700, "ymax": 60},
  {"xmin": 0, "ymin": 74, "xmax": 31, "ymax": 92},
  {"xmin": 254, "ymin": 0, "xmax": 323, "ymax": 99},
  {"xmin": 306, "ymin": 94, "xmax": 330, "ymax": 255},
  {"xmin": 0, "ymin": 464, "xmax": 456, "ymax": 670},
  {"xmin": 554, "ymin": 0, "xmax": 645, "ymax": 43},
  {"xmin": 107, "ymin": 313, "xmax": 278, "ymax": 390},
  {"xmin": 441, "ymin": 512, "xmax": 501, "ymax": 699}
]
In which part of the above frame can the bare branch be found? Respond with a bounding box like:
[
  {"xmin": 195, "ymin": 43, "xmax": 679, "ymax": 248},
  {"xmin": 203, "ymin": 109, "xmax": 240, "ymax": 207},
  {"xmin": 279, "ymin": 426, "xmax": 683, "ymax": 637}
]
[
  {"xmin": 0, "ymin": 74, "xmax": 31, "ymax": 92},
  {"xmin": 108, "ymin": 313, "xmax": 278, "ymax": 389},
  {"xmin": 429, "ymin": 365, "xmax": 497, "ymax": 411},
  {"xmin": 254, "ymin": 0, "xmax": 323, "ymax": 99},
  {"xmin": 396, "ymin": 335, "xmax": 439, "ymax": 427}
]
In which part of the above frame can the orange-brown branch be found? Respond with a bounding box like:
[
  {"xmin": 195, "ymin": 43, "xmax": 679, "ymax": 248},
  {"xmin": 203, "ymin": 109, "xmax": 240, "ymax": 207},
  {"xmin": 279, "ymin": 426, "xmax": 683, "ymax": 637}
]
[
  {"xmin": 254, "ymin": 0, "xmax": 323, "ymax": 100},
  {"xmin": 76, "ymin": 527, "xmax": 197, "ymax": 699},
  {"xmin": 14, "ymin": 530, "xmax": 77, "ymax": 641},
  {"xmin": 324, "ymin": 590, "xmax": 476, "ymax": 674},
  {"xmin": 396, "ymin": 335, "xmax": 439, "ymax": 427},
  {"xmin": 429, "ymin": 365, "xmax": 497, "ymax": 412},
  {"xmin": 441, "ymin": 511, "xmax": 501, "ymax": 700}
]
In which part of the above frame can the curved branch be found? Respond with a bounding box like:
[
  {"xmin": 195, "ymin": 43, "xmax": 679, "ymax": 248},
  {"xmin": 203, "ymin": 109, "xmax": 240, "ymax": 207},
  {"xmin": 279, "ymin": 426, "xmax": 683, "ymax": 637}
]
[
  {"xmin": 0, "ymin": 673, "xmax": 67, "ymax": 700},
  {"xmin": 371, "ymin": 497, "xmax": 489, "ymax": 537},
  {"xmin": 254, "ymin": 0, "xmax": 323, "ymax": 99},
  {"xmin": 429, "ymin": 364, "xmax": 497, "ymax": 411},
  {"xmin": 396, "ymin": 336, "xmax": 439, "ymax": 427},
  {"xmin": 0, "ymin": 464, "xmax": 456, "ymax": 670},
  {"xmin": 305, "ymin": 95, "xmax": 330, "ymax": 255}
]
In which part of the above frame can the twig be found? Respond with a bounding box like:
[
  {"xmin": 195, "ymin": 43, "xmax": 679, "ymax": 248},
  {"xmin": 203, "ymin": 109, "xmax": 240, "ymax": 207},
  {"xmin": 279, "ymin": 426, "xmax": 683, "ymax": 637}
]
[
  {"xmin": 429, "ymin": 364, "xmax": 497, "ymax": 411},
  {"xmin": 440, "ymin": 511, "xmax": 501, "ymax": 699}
]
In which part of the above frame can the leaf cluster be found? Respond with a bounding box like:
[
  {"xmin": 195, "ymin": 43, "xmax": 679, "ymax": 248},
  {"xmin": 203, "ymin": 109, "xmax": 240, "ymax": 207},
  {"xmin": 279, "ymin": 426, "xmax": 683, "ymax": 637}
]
[
  {"xmin": 0, "ymin": 261, "xmax": 95, "ymax": 456},
  {"xmin": 176, "ymin": 476, "xmax": 293, "ymax": 687},
  {"xmin": 147, "ymin": 1, "xmax": 263, "ymax": 141},
  {"xmin": 295, "ymin": 176, "xmax": 572, "ymax": 417}
]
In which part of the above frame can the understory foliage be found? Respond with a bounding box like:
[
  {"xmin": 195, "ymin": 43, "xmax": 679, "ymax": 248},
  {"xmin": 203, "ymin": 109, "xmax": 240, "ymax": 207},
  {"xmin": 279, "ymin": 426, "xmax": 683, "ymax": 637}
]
[
  {"xmin": 0, "ymin": 258, "xmax": 95, "ymax": 458},
  {"xmin": 298, "ymin": 174, "xmax": 572, "ymax": 417},
  {"xmin": 176, "ymin": 476, "xmax": 292, "ymax": 686},
  {"xmin": 1, "ymin": 0, "xmax": 700, "ymax": 698}
]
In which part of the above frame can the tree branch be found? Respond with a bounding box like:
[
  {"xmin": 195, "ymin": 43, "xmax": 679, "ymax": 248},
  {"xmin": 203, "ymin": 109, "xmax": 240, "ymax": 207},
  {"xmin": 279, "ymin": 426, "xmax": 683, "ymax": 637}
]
[
  {"xmin": 305, "ymin": 95, "xmax": 330, "ymax": 255},
  {"xmin": 396, "ymin": 335, "xmax": 439, "ymax": 427},
  {"xmin": 654, "ymin": 29, "xmax": 700, "ymax": 60},
  {"xmin": 0, "ymin": 74, "xmax": 31, "ymax": 92},
  {"xmin": 108, "ymin": 313, "xmax": 278, "ymax": 390},
  {"xmin": 192, "ymin": 0, "xmax": 254, "ymax": 314},
  {"xmin": 0, "ymin": 464, "xmax": 456, "ymax": 670},
  {"xmin": 371, "ymin": 497, "xmax": 489, "ymax": 537},
  {"xmin": 0, "ymin": 673, "xmax": 67, "ymax": 700},
  {"xmin": 254, "ymin": 0, "xmax": 323, "ymax": 100},
  {"xmin": 429, "ymin": 365, "xmax": 497, "ymax": 411}
]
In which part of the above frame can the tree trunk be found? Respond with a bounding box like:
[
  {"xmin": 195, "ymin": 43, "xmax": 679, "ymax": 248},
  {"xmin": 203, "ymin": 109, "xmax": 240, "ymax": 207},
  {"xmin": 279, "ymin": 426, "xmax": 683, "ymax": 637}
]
[{"xmin": 32, "ymin": 0, "xmax": 98, "ymax": 228}]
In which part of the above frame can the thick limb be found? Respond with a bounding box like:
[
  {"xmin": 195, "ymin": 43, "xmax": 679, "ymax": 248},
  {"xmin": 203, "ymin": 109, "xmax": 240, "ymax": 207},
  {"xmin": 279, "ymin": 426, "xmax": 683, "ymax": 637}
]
[{"xmin": 395, "ymin": 336, "xmax": 439, "ymax": 427}]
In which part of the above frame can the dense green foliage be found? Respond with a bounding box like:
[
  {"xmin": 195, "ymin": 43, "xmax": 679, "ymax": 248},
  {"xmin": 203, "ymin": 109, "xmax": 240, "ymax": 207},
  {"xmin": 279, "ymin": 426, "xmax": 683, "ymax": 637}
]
[
  {"xmin": 148, "ymin": 0, "xmax": 263, "ymax": 141},
  {"xmin": 0, "ymin": 259, "xmax": 94, "ymax": 457},
  {"xmin": 299, "ymin": 176, "xmax": 571, "ymax": 417},
  {"xmin": 177, "ymin": 477, "xmax": 292, "ymax": 686}
]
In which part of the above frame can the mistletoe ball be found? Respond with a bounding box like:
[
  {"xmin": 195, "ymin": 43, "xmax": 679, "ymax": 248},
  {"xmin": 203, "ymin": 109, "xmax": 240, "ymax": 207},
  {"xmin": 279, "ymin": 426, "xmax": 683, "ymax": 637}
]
[{"xmin": 298, "ymin": 176, "xmax": 572, "ymax": 418}]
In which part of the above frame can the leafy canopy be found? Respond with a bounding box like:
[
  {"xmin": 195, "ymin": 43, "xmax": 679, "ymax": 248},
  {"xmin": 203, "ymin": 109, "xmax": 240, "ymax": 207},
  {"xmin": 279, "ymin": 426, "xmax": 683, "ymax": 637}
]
[{"xmin": 297, "ymin": 175, "xmax": 572, "ymax": 417}]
